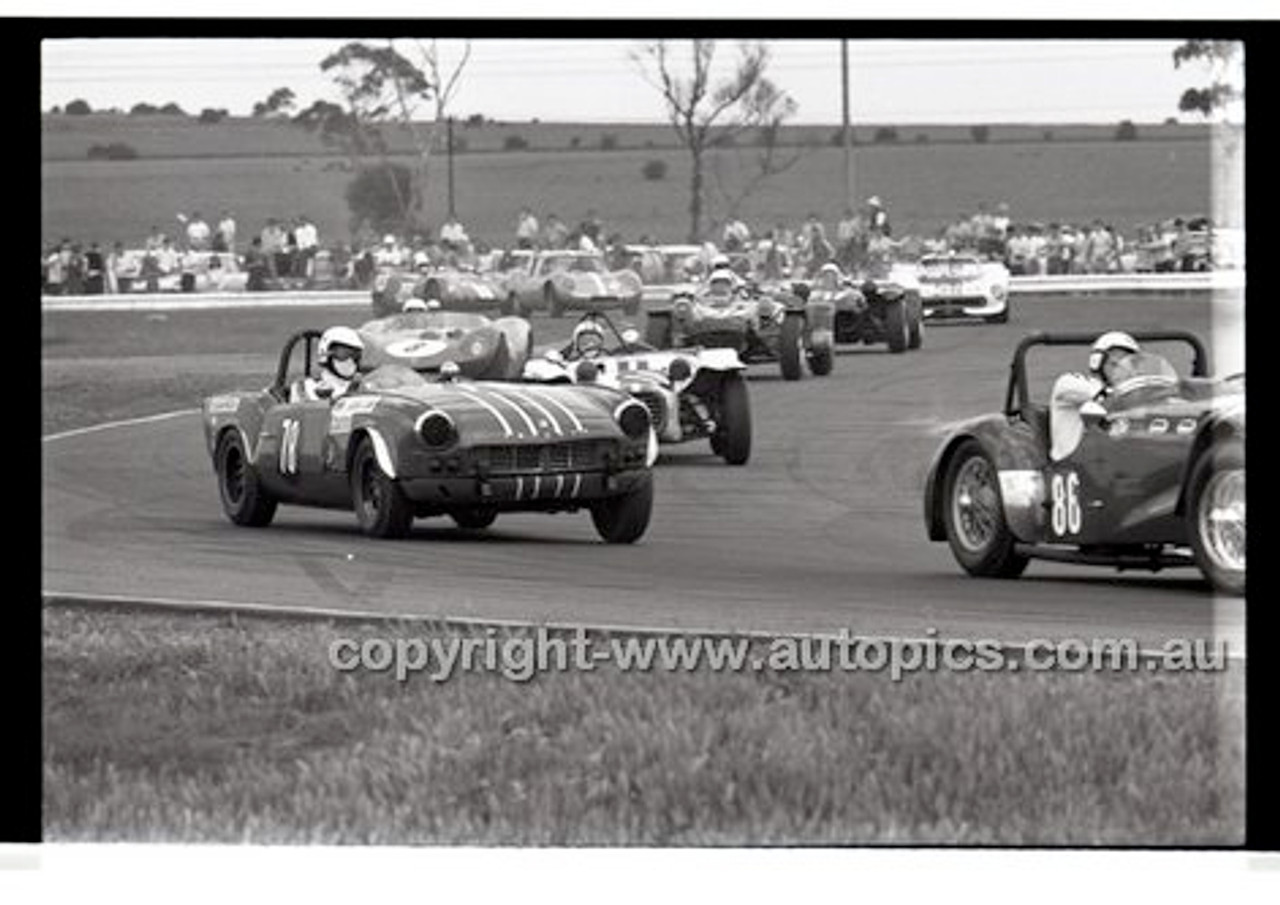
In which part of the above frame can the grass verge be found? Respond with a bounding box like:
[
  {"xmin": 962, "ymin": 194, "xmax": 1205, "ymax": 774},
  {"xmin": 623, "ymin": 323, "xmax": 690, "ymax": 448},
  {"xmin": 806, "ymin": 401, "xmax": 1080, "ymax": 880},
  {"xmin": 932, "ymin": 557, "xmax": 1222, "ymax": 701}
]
[{"xmin": 43, "ymin": 604, "xmax": 1244, "ymax": 845}]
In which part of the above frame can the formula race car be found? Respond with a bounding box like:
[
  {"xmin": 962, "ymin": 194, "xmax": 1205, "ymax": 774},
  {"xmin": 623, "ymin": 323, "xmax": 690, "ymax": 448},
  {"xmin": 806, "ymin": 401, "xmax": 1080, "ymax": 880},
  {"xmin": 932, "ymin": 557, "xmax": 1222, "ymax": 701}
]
[
  {"xmin": 356, "ymin": 309, "xmax": 532, "ymax": 380},
  {"xmin": 202, "ymin": 329, "xmax": 657, "ymax": 542},
  {"xmin": 502, "ymin": 250, "xmax": 644, "ymax": 318},
  {"xmin": 796, "ymin": 263, "xmax": 923, "ymax": 353},
  {"xmin": 922, "ymin": 331, "xmax": 1244, "ymax": 594},
  {"xmin": 912, "ymin": 252, "xmax": 1011, "ymax": 323},
  {"xmin": 523, "ymin": 312, "xmax": 752, "ymax": 464},
  {"xmin": 645, "ymin": 281, "xmax": 835, "ymax": 381}
]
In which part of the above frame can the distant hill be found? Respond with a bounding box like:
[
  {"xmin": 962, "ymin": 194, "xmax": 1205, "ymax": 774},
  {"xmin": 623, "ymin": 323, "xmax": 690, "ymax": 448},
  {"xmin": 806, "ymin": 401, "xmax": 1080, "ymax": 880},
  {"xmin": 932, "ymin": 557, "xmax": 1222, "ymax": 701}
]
[{"xmin": 41, "ymin": 113, "xmax": 1211, "ymax": 162}]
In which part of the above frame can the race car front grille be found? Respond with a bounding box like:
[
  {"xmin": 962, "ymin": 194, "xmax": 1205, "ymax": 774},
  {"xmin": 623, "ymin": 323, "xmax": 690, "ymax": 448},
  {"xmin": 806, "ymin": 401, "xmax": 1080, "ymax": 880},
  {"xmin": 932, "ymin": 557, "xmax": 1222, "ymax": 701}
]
[
  {"xmin": 477, "ymin": 440, "xmax": 604, "ymax": 474},
  {"xmin": 633, "ymin": 391, "xmax": 667, "ymax": 433}
]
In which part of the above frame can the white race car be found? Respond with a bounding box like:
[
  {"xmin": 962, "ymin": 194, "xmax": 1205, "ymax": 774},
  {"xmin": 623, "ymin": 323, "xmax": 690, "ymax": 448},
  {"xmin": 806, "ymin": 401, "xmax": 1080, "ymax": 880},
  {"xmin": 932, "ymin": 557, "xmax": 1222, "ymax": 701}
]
[
  {"xmin": 523, "ymin": 313, "xmax": 752, "ymax": 465},
  {"xmin": 910, "ymin": 253, "xmax": 1011, "ymax": 323}
]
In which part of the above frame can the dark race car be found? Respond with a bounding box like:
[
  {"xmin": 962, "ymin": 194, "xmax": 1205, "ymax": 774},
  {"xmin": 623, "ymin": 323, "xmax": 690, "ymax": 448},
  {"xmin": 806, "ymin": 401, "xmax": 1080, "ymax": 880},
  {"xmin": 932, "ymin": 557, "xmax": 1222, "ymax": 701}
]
[
  {"xmin": 202, "ymin": 329, "xmax": 657, "ymax": 542},
  {"xmin": 922, "ymin": 331, "xmax": 1244, "ymax": 594},
  {"xmin": 794, "ymin": 263, "xmax": 923, "ymax": 353},
  {"xmin": 357, "ymin": 309, "xmax": 532, "ymax": 380},
  {"xmin": 523, "ymin": 312, "xmax": 753, "ymax": 465},
  {"xmin": 645, "ymin": 281, "xmax": 835, "ymax": 381}
]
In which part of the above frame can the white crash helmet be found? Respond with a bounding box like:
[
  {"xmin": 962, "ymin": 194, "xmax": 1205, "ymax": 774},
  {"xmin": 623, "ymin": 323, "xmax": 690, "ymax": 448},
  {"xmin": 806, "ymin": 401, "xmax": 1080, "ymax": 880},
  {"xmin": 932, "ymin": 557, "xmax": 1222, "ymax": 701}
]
[
  {"xmin": 402, "ymin": 298, "xmax": 428, "ymax": 312},
  {"xmin": 816, "ymin": 261, "xmax": 841, "ymax": 289},
  {"xmin": 707, "ymin": 267, "xmax": 736, "ymax": 295},
  {"xmin": 572, "ymin": 319, "xmax": 606, "ymax": 356},
  {"xmin": 1089, "ymin": 331, "xmax": 1140, "ymax": 376},
  {"xmin": 318, "ymin": 326, "xmax": 364, "ymax": 379},
  {"xmin": 711, "ymin": 253, "xmax": 731, "ymax": 270}
]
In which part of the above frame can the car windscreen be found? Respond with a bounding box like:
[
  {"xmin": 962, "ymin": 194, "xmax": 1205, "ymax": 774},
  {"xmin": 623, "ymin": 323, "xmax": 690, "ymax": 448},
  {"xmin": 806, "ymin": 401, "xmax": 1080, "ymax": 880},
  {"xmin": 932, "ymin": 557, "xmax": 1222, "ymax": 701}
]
[{"xmin": 1021, "ymin": 340, "xmax": 1199, "ymax": 409}]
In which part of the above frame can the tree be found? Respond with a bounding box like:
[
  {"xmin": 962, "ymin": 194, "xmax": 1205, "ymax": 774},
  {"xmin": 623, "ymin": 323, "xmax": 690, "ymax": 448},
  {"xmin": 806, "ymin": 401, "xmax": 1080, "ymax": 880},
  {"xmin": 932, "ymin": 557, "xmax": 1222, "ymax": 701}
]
[
  {"xmin": 345, "ymin": 163, "xmax": 415, "ymax": 237},
  {"xmin": 632, "ymin": 40, "xmax": 798, "ymax": 242},
  {"xmin": 1114, "ymin": 119, "xmax": 1139, "ymax": 141},
  {"xmin": 1173, "ymin": 40, "xmax": 1242, "ymax": 119},
  {"xmin": 1172, "ymin": 40, "xmax": 1243, "ymax": 232},
  {"xmin": 198, "ymin": 108, "xmax": 229, "ymax": 124},
  {"xmin": 252, "ymin": 87, "xmax": 297, "ymax": 118},
  {"xmin": 65, "ymin": 99, "xmax": 92, "ymax": 115},
  {"xmin": 159, "ymin": 102, "xmax": 187, "ymax": 116},
  {"xmin": 873, "ymin": 126, "xmax": 898, "ymax": 144},
  {"xmin": 129, "ymin": 102, "xmax": 159, "ymax": 116},
  {"xmin": 970, "ymin": 124, "xmax": 990, "ymax": 144}
]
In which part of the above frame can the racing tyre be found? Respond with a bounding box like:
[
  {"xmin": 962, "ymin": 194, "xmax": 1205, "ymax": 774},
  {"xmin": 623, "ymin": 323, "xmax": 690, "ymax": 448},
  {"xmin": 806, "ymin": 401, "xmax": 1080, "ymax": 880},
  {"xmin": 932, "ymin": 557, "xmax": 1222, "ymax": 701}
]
[
  {"xmin": 1186, "ymin": 438, "xmax": 1245, "ymax": 595},
  {"xmin": 351, "ymin": 438, "xmax": 413, "ymax": 538},
  {"xmin": 451, "ymin": 508, "xmax": 499, "ymax": 531},
  {"xmin": 779, "ymin": 313, "xmax": 805, "ymax": 381},
  {"xmin": 215, "ymin": 430, "xmax": 277, "ymax": 527},
  {"xmin": 906, "ymin": 293, "xmax": 924, "ymax": 349},
  {"xmin": 645, "ymin": 312, "xmax": 674, "ymax": 349},
  {"xmin": 942, "ymin": 439, "xmax": 1029, "ymax": 578},
  {"xmin": 590, "ymin": 472, "xmax": 654, "ymax": 544},
  {"xmin": 714, "ymin": 374, "xmax": 752, "ymax": 465},
  {"xmin": 545, "ymin": 284, "xmax": 564, "ymax": 318},
  {"xmin": 808, "ymin": 342, "xmax": 834, "ymax": 376},
  {"xmin": 885, "ymin": 298, "xmax": 909, "ymax": 354}
]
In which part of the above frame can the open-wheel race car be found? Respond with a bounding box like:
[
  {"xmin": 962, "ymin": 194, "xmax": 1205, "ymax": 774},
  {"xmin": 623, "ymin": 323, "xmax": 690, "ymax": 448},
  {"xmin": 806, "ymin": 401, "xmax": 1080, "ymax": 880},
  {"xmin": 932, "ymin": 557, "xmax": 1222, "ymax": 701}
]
[
  {"xmin": 645, "ymin": 279, "xmax": 834, "ymax": 381},
  {"xmin": 202, "ymin": 329, "xmax": 658, "ymax": 542},
  {"xmin": 356, "ymin": 309, "xmax": 532, "ymax": 379},
  {"xmin": 523, "ymin": 312, "xmax": 752, "ymax": 464},
  {"xmin": 909, "ymin": 252, "xmax": 1011, "ymax": 323},
  {"xmin": 795, "ymin": 263, "xmax": 923, "ymax": 353},
  {"xmin": 501, "ymin": 250, "xmax": 644, "ymax": 318},
  {"xmin": 923, "ymin": 331, "xmax": 1244, "ymax": 594}
]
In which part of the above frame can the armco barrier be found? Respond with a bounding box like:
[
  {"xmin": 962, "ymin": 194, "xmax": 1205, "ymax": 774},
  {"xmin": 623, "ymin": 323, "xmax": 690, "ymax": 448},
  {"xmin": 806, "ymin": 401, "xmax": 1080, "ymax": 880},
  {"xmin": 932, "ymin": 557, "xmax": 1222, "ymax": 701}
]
[{"xmin": 41, "ymin": 271, "xmax": 1244, "ymax": 313}]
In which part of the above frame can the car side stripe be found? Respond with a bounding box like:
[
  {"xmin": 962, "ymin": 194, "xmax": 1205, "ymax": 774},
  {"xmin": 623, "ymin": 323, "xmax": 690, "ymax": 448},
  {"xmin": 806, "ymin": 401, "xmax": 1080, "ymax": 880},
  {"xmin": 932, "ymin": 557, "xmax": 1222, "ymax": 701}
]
[
  {"xmin": 456, "ymin": 387, "xmax": 515, "ymax": 437},
  {"xmin": 514, "ymin": 476, "xmax": 524, "ymax": 501},
  {"xmin": 478, "ymin": 386, "xmax": 539, "ymax": 436},
  {"xmin": 532, "ymin": 475, "xmax": 542, "ymax": 499},
  {"xmin": 555, "ymin": 474, "xmax": 565, "ymax": 498},
  {"xmin": 523, "ymin": 386, "xmax": 586, "ymax": 434},
  {"xmin": 506, "ymin": 388, "xmax": 563, "ymax": 437}
]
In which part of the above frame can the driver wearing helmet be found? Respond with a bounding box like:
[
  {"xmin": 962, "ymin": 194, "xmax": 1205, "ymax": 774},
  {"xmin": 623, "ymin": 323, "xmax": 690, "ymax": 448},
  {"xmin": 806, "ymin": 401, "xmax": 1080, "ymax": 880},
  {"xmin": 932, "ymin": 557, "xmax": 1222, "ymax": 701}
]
[
  {"xmin": 291, "ymin": 326, "xmax": 365, "ymax": 402},
  {"xmin": 1049, "ymin": 331, "xmax": 1177, "ymax": 460},
  {"xmin": 702, "ymin": 266, "xmax": 739, "ymax": 306},
  {"xmin": 564, "ymin": 318, "xmax": 607, "ymax": 360},
  {"xmin": 813, "ymin": 261, "xmax": 843, "ymax": 294}
]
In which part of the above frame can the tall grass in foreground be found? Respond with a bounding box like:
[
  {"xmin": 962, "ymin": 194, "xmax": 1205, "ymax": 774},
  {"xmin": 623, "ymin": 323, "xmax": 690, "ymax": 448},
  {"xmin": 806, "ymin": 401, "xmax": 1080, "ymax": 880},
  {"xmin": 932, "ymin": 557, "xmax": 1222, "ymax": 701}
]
[{"xmin": 43, "ymin": 605, "xmax": 1243, "ymax": 845}]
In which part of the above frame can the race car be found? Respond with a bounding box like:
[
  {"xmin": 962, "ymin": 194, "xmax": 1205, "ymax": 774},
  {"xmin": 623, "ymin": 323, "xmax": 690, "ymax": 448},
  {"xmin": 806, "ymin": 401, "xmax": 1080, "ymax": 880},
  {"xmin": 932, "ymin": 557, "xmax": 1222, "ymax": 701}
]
[
  {"xmin": 796, "ymin": 263, "xmax": 923, "ymax": 353},
  {"xmin": 399, "ymin": 267, "xmax": 510, "ymax": 315},
  {"xmin": 202, "ymin": 329, "xmax": 656, "ymax": 542},
  {"xmin": 523, "ymin": 312, "xmax": 752, "ymax": 464},
  {"xmin": 502, "ymin": 250, "xmax": 644, "ymax": 318},
  {"xmin": 356, "ymin": 309, "xmax": 532, "ymax": 380},
  {"xmin": 911, "ymin": 252, "xmax": 1011, "ymax": 323},
  {"xmin": 370, "ymin": 264, "xmax": 420, "ymax": 317},
  {"xmin": 922, "ymin": 330, "xmax": 1244, "ymax": 594},
  {"xmin": 645, "ymin": 281, "xmax": 835, "ymax": 381},
  {"xmin": 625, "ymin": 244, "xmax": 706, "ymax": 304}
]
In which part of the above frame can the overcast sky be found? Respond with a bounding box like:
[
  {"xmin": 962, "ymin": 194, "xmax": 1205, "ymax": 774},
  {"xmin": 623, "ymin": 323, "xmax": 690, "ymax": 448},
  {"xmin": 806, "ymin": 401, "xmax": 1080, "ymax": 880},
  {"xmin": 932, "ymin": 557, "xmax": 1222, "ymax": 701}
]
[{"xmin": 40, "ymin": 37, "xmax": 1241, "ymax": 125}]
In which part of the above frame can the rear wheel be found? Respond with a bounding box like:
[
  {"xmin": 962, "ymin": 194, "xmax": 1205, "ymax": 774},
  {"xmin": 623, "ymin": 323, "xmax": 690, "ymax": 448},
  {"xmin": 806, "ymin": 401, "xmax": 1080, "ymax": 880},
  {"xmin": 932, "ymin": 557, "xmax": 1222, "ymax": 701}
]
[
  {"xmin": 942, "ymin": 439, "xmax": 1028, "ymax": 578},
  {"xmin": 779, "ymin": 313, "xmax": 805, "ymax": 381},
  {"xmin": 215, "ymin": 430, "xmax": 277, "ymax": 527},
  {"xmin": 452, "ymin": 508, "xmax": 498, "ymax": 531},
  {"xmin": 885, "ymin": 298, "xmax": 909, "ymax": 353},
  {"xmin": 1187, "ymin": 438, "xmax": 1245, "ymax": 595},
  {"xmin": 351, "ymin": 438, "xmax": 413, "ymax": 538},
  {"xmin": 714, "ymin": 374, "xmax": 752, "ymax": 465},
  {"xmin": 590, "ymin": 473, "xmax": 654, "ymax": 543}
]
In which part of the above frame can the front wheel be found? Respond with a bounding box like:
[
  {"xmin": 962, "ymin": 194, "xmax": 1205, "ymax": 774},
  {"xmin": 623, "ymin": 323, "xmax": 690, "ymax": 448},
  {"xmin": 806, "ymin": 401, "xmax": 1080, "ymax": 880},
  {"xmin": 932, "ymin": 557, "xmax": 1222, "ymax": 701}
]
[
  {"xmin": 1187, "ymin": 439, "xmax": 1245, "ymax": 595},
  {"xmin": 590, "ymin": 473, "xmax": 654, "ymax": 543},
  {"xmin": 215, "ymin": 430, "xmax": 277, "ymax": 527},
  {"xmin": 941, "ymin": 439, "xmax": 1028, "ymax": 578},
  {"xmin": 906, "ymin": 294, "xmax": 924, "ymax": 349},
  {"xmin": 714, "ymin": 374, "xmax": 752, "ymax": 465},
  {"xmin": 808, "ymin": 341, "xmax": 834, "ymax": 376},
  {"xmin": 452, "ymin": 508, "xmax": 498, "ymax": 531},
  {"xmin": 779, "ymin": 314, "xmax": 805, "ymax": 381},
  {"xmin": 885, "ymin": 298, "xmax": 909, "ymax": 353},
  {"xmin": 351, "ymin": 438, "xmax": 413, "ymax": 538}
]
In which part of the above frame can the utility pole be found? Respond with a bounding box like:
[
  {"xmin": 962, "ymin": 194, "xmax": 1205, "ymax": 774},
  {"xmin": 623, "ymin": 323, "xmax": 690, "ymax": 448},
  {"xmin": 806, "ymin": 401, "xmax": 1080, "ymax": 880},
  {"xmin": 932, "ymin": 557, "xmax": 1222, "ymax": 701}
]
[
  {"xmin": 446, "ymin": 116, "xmax": 456, "ymax": 219},
  {"xmin": 841, "ymin": 39, "xmax": 854, "ymax": 212}
]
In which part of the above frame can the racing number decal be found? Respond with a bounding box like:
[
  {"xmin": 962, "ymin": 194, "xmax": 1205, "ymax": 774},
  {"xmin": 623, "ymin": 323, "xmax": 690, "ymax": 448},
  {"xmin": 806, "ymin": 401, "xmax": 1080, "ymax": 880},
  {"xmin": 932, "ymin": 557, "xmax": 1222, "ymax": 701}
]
[
  {"xmin": 1050, "ymin": 471, "xmax": 1082, "ymax": 536},
  {"xmin": 280, "ymin": 418, "xmax": 301, "ymax": 476}
]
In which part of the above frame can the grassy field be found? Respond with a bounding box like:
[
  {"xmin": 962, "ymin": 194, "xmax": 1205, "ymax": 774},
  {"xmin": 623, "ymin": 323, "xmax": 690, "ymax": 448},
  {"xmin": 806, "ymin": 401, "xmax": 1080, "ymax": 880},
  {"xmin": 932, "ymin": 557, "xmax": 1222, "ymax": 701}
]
[
  {"xmin": 42, "ymin": 116, "xmax": 1213, "ymax": 250},
  {"xmin": 43, "ymin": 604, "xmax": 1244, "ymax": 845}
]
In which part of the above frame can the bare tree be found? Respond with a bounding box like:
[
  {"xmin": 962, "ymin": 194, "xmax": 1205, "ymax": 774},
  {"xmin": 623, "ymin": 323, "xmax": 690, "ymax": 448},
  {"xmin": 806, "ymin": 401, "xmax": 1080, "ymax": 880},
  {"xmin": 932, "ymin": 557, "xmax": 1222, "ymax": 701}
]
[{"xmin": 632, "ymin": 40, "xmax": 797, "ymax": 242}]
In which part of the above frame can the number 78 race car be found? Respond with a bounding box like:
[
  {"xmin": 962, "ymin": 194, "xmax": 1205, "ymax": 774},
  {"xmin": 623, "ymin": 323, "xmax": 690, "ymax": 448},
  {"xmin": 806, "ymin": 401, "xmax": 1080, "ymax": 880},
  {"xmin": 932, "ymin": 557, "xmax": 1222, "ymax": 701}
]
[
  {"xmin": 202, "ymin": 329, "xmax": 657, "ymax": 542},
  {"xmin": 922, "ymin": 331, "xmax": 1244, "ymax": 594}
]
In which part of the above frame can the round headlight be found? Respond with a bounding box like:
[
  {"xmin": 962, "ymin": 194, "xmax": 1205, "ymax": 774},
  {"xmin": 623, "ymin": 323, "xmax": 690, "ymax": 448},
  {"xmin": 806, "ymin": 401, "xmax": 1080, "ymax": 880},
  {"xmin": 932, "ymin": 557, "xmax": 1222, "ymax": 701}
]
[
  {"xmin": 668, "ymin": 357, "xmax": 692, "ymax": 382},
  {"xmin": 417, "ymin": 410, "xmax": 458, "ymax": 449},
  {"xmin": 615, "ymin": 401, "xmax": 651, "ymax": 440},
  {"xmin": 673, "ymin": 299, "xmax": 694, "ymax": 320}
]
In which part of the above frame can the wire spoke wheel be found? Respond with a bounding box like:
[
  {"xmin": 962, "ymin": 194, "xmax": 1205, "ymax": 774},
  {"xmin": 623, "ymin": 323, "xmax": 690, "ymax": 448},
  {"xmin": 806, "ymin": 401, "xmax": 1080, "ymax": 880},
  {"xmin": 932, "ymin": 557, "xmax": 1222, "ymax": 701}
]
[
  {"xmin": 951, "ymin": 455, "xmax": 1000, "ymax": 553},
  {"xmin": 1198, "ymin": 469, "xmax": 1245, "ymax": 574}
]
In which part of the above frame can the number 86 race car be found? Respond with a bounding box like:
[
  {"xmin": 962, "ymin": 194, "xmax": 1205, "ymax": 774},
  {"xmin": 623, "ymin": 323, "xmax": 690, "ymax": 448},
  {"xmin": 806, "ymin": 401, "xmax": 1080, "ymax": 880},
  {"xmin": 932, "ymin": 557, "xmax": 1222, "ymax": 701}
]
[{"xmin": 923, "ymin": 331, "xmax": 1244, "ymax": 594}]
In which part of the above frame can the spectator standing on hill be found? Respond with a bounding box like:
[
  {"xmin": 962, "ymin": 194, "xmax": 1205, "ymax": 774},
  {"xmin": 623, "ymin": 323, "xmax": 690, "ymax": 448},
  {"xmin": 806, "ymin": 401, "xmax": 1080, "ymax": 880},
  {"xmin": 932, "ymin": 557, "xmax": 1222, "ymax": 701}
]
[
  {"xmin": 440, "ymin": 215, "xmax": 469, "ymax": 253},
  {"xmin": 145, "ymin": 226, "xmax": 165, "ymax": 252},
  {"xmin": 105, "ymin": 241, "xmax": 125, "ymax": 294},
  {"xmin": 865, "ymin": 196, "xmax": 891, "ymax": 238},
  {"xmin": 722, "ymin": 217, "xmax": 751, "ymax": 252},
  {"xmin": 244, "ymin": 237, "xmax": 269, "ymax": 292},
  {"xmin": 579, "ymin": 209, "xmax": 603, "ymax": 247},
  {"xmin": 1084, "ymin": 220, "xmax": 1114, "ymax": 274},
  {"xmin": 179, "ymin": 211, "xmax": 212, "ymax": 251},
  {"xmin": 84, "ymin": 242, "xmax": 105, "ymax": 294},
  {"xmin": 836, "ymin": 206, "xmax": 864, "ymax": 272},
  {"xmin": 543, "ymin": 213, "xmax": 569, "ymax": 250},
  {"xmin": 216, "ymin": 210, "xmax": 237, "ymax": 253},
  {"xmin": 261, "ymin": 218, "xmax": 286, "ymax": 279},
  {"xmin": 63, "ymin": 244, "xmax": 85, "ymax": 296},
  {"xmin": 294, "ymin": 214, "xmax": 319, "ymax": 280},
  {"xmin": 516, "ymin": 208, "xmax": 540, "ymax": 249}
]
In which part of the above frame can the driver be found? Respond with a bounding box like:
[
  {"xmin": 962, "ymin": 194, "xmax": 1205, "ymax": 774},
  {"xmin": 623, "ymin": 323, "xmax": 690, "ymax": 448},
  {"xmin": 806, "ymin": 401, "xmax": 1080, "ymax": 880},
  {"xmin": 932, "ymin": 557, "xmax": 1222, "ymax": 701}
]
[
  {"xmin": 1049, "ymin": 331, "xmax": 1178, "ymax": 460},
  {"xmin": 291, "ymin": 326, "xmax": 365, "ymax": 402},
  {"xmin": 566, "ymin": 318, "xmax": 607, "ymax": 359},
  {"xmin": 702, "ymin": 266, "xmax": 738, "ymax": 305},
  {"xmin": 813, "ymin": 261, "xmax": 843, "ymax": 294}
]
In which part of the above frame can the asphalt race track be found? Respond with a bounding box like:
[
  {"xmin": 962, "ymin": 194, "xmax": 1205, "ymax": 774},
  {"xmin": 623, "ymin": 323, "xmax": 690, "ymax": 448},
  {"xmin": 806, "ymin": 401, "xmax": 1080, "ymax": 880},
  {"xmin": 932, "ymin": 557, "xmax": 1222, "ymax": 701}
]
[{"xmin": 43, "ymin": 294, "xmax": 1244, "ymax": 652}]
